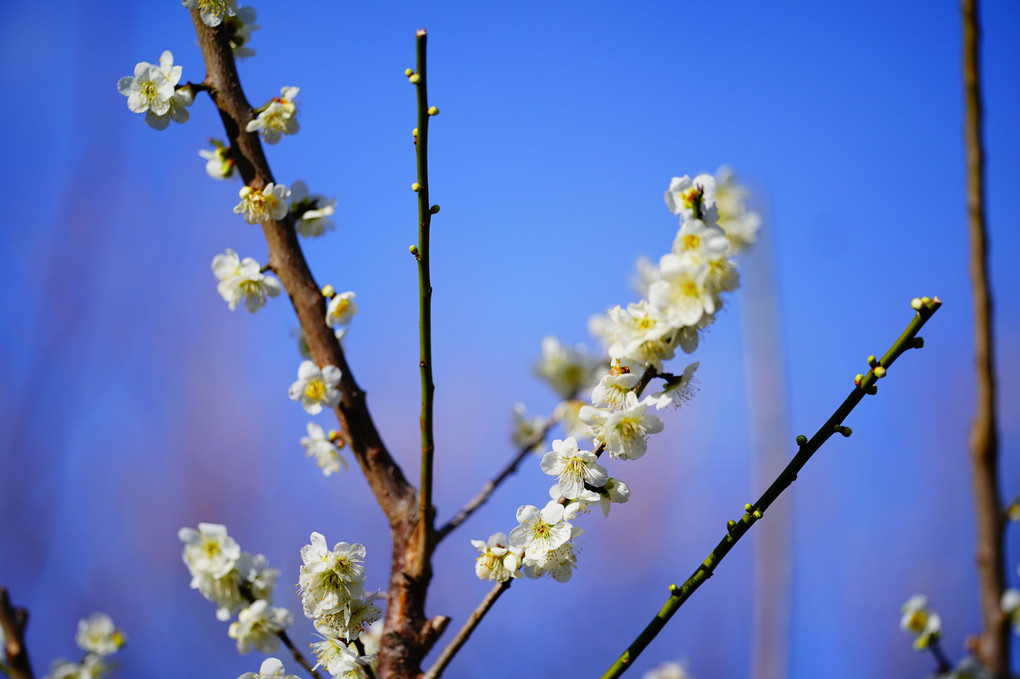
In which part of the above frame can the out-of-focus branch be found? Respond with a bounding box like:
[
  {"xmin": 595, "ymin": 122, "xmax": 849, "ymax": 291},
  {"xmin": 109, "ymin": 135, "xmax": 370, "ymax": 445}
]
[
  {"xmin": 188, "ymin": 14, "xmax": 439, "ymax": 678},
  {"xmin": 421, "ymin": 581, "xmax": 510, "ymax": 679},
  {"xmin": 0, "ymin": 587, "xmax": 35, "ymax": 679},
  {"xmin": 962, "ymin": 1, "xmax": 1008, "ymax": 675},
  {"xmin": 598, "ymin": 298, "xmax": 942, "ymax": 678}
]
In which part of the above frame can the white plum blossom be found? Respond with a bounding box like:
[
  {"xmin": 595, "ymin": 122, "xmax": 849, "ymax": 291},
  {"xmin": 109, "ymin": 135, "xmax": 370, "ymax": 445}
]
[
  {"xmin": 298, "ymin": 533, "xmax": 367, "ymax": 619},
  {"xmin": 180, "ymin": 523, "xmax": 240, "ymax": 581},
  {"xmin": 211, "ymin": 249, "xmax": 282, "ymax": 312},
  {"xmin": 199, "ymin": 139, "xmax": 235, "ymax": 180},
  {"xmin": 471, "ymin": 532, "xmax": 522, "ymax": 582},
  {"xmin": 648, "ymin": 256, "xmax": 714, "ymax": 329},
  {"xmin": 713, "ymin": 166, "xmax": 761, "ymax": 252},
  {"xmin": 182, "ymin": 0, "xmax": 237, "ymax": 27},
  {"xmin": 301, "ymin": 422, "xmax": 348, "ymax": 476},
  {"xmin": 508, "ymin": 502, "xmax": 572, "ymax": 561},
  {"xmin": 642, "ymin": 661, "xmax": 694, "ymax": 679},
  {"xmin": 146, "ymin": 51, "xmax": 193, "ymax": 130},
  {"xmin": 289, "ymin": 361, "xmax": 342, "ymax": 415},
  {"xmin": 228, "ymin": 599, "xmax": 293, "ymax": 654},
  {"xmin": 539, "ymin": 437, "xmax": 608, "ymax": 500},
  {"xmin": 310, "ymin": 636, "xmax": 374, "ymax": 679},
  {"xmin": 117, "ymin": 57, "xmax": 174, "ymax": 116},
  {"xmin": 246, "ymin": 87, "xmax": 300, "ymax": 144},
  {"xmin": 664, "ymin": 174, "xmax": 718, "ymax": 224},
  {"xmin": 44, "ymin": 656, "xmax": 110, "ymax": 679},
  {"xmin": 313, "ymin": 593, "xmax": 382, "ymax": 642},
  {"xmin": 225, "ymin": 6, "xmax": 259, "ymax": 60},
  {"xmin": 289, "ymin": 180, "xmax": 337, "ymax": 237},
  {"xmin": 75, "ymin": 613, "xmax": 125, "ymax": 656},
  {"xmin": 900, "ymin": 595, "xmax": 941, "ymax": 650},
  {"xmin": 234, "ymin": 183, "xmax": 291, "ymax": 224},
  {"xmin": 591, "ymin": 369, "xmax": 641, "ymax": 410},
  {"xmin": 239, "ymin": 657, "xmax": 301, "ymax": 679},
  {"xmin": 510, "ymin": 402, "xmax": 546, "ymax": 452},
  {"xmin": 1002, "ymin": 588, "xmax": 1020, "ymax": 634},
  {"xmin": 595, "ymin": 477, "xmax": 631, "ymax": 517},
  {"xmin": 532, "ymin": 336, "xmax": 601, "ymax": 400},
  {"xmin": 647, "ymin": 362, "xmax": 699, "ymax": 410},
  {"xmin": 582, "ymin": 393, "xmax": 663, "ymax": 460},
  {"xmin": 326, "ymin": 291, "xmax": 358, "ymax": 328},
  {"xmin": 522, "ymin": 525, "xmax": 582, "ymax": 582},
  {"xmin": 600, "ymin": 301, "xmax": 678, "ymax": 370}
]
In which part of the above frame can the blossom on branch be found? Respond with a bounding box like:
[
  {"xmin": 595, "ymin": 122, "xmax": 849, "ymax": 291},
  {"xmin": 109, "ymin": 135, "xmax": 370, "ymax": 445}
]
[
  {"xmin": 199, "ymin": 139, "xmax": 236, "ymax": 180},
  {"xmin": 508, "ymin": 502, "xmax": 572, "ymax": 561},
  {"xmin": 471, "ymin": 532, "xmax": 522, "ymax": 582},
  {"xmin": 900, "ymin": 595, "xmax": 941, "ymax": 650},
  {"xmin": 234, "ymin": 183, "xmax": 291, "ymax": 224},
  {"xmin": 532, "ymin": 336, "xmax": 600, "ymax": 400},
  {"xmin": 539, "ymin": 437, "xmax": 607, "ymax": 500},
  {"xmin": 289, "ymin": 361, "xmax": 342, "ymax": 415},
  {"xmin": 289, "ymin": 180, "xmax": 337, "ymax": 237},
  {"xmin": 182, "ymin": 0, "xmax": 237, "ymax": 27},
  {"xmin": 246, "ymin": 87, "xmax": 300, "ymax": 144},
  {"xmin": 227, "ymin": 599, "xmax": 293, "ymax": 654},
  {"xmin": 300, "ymin": 422, "xmax": 348, "ymax": 476},
  {"xmin": 211, "ymin": 249, "xmax": 282, "ymax": 312},
  {"xmin": 75, "ymin": 613, "xmax": 126, "ymax": 656},
  {"xmin": 224, "ymin": 6, "xmax": 259, "ymax": 59},
  {"xmin": 325, "ymin": 291, "xmax": 358, "ymax": 328},
  {"xmin": 238, "ymin": 657, "xmax": 300, "ymax": 679}
]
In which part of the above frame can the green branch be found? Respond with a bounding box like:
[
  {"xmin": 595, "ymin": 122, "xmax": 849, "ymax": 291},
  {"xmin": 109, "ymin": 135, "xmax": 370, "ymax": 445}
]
[
  {"xmin": 599, "ymin": 296, "xmax": 942, "ymax": 678},
  {"xmin": 411, "ymin": 29, "xmax": 438, "ymax": 555}
]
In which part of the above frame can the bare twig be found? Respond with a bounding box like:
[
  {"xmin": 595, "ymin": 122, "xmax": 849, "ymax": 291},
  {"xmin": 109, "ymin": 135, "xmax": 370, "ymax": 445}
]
[
  {"xmin": 435, "ymin": 417, "xmax": 556, "ymax": 542},
  {"xmin": 0, "ymin": 587, "xmax": 35, "ymax": 679},
  {"xmin": 421, "ymin": 582, "xmax": 510, "ymax": 679},
  {"xmin": 277, "ymin": 629, "xmax": 324, "ymax": 679},
  {"xmin": 962, "ymin": 1, "xmax": 1008, "ymax": 675}
]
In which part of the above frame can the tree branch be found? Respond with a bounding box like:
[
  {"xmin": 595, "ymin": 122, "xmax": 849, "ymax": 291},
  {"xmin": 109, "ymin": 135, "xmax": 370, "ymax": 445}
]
[
  {"xmin": 961, "ymin": 1, "xmax": 1008, "ymax": 675},
  {"xmin": 598, "ymin": 297, "xmax": 942, "ymax": 678},
  {"xmin": 277, "ymin": 628, "xmax": 324, "ymax": 679},
  {"xmin": 421, "ymin": 582, "xmax": 510, "ymax": 679},
  {"xmin": 0, "ymin": 587, "xmax": 34, "ymax": 679}
]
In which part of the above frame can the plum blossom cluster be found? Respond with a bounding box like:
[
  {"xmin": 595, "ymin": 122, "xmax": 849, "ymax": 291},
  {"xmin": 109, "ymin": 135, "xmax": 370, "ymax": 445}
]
[
  {"xmin": 42, "ymin": 613, "xmax": 125, "ymax": 679},
  {"xmin": 234, "ymin": 183, "xmax": 291, "ymax": 224},
  {"xmin": 298, "ymin": 533, "xmax": 379, "ymax": 677},
  {"xmin": 483, "ymin": 169, "xmax": 759, "ymax": 584},
  {"xmin": 116, "ymin": 50, "xmax": 193, "ymax": 130},
  {"xmin": 178, "ymin": 523, "xmax": 292, "ymax": 654},
  {"xmin": 247, "ymin": 87, "xmax": 300, "ymax": 145},
  {"xmin": 290, "ymin": 180, "xmax": 338, "ymax": 238}
]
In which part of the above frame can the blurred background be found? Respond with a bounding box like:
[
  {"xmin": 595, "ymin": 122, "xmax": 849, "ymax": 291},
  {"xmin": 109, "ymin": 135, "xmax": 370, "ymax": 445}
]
[{"xmin": 1, "ymin": 1, "xmax": 1018, "ymax": 677}]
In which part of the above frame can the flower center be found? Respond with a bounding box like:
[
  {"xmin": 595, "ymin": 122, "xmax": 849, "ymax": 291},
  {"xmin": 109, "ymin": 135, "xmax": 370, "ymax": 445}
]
[{"xmin": 304, "ymin": 378, "xmax": 327, "ymax": 401}]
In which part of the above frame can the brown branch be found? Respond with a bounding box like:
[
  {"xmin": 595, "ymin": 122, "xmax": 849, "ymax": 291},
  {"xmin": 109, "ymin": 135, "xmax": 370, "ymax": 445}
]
[
  {"xmin": 962, "ymin": 0, "xmax": 1008, "ymax": 675},
  {"xmin": 421, "ymin": 582, "xmax": 510, "ymax": 679},
  {"xmin": 0, "ymin": 587, "xmax": 35, "ymax": 679},
  {"xmin": 188, "ymin": 14, "xmax": 434, "ymax": 678},
  {"xmin": 277, "ymin": 629, "xmax": 324, "ymax": 679},
  {"xmin": 435, "ymin": 416, "xmax": 557, "ymax": 543}
]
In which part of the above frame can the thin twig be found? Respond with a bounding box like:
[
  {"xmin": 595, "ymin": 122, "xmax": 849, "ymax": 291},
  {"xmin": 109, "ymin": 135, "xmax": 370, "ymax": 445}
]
[
  {"xmin": 598, "ymin": 298, "xmax": 942, "ymax": 678},
  {"xmin": 277, "ymin": 629, "xmax": 323, "ymax": 679},
  {"xmin": 421, "ymin": 582, "xmax": 511, "ymax": 679},
  {"xmin": 929, "ymin": 638, "xmax": 953, "ymax": 675},
  {"xmin": 962, "ymin": 1, "xmax": 1008, "ymax": 675},
  {"xmin": 413, "ymin": 27, "xmax": 438, "ymax": 569},
  {"xmin": 435, "ymin": 417, "xmax": 557, "ymax": 542},
  {"xmin": 0, "ymin": 587, "xmax": 35, "ymax": 679}
]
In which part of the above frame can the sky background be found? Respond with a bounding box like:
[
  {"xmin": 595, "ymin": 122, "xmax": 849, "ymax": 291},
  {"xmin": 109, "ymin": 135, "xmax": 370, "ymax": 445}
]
[{"xmin": 1, "ymin": 1, "xmax": 1019, "ymax": 678}]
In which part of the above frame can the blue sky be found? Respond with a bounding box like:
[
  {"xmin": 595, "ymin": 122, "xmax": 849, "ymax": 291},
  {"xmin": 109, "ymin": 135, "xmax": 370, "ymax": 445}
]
[{"xmin": 1, "ymin": 1, "xmax": 1018, "ymax": 678}]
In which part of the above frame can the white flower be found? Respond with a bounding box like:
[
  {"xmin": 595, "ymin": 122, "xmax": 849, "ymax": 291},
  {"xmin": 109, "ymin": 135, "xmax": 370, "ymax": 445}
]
[
  {"xmin": 145, "ymin": 51, "xmax": 193, "ymax": 130},
  {"xmin": 290, "ymin": 180, "xmax": 337, "ymax": 237},
  {"xmin": 45, "ymin": 660, "xmax": 83, "ymax": 679},
  {"xmin": 298, "ymin": 533, "xmax": 367, "ymax": 619},
  {"xmin": 238, "ymin": 657, "xmax": 300, "ymax": 679},
  {"xmin": 713, "ymin": 166, "xmax": 761, "ymax": 253},
  {"xmin": 532, "ymin": 336, "xmax": 601, "ymax": 399},
  {"xmin": 182, "ymin": 0, "xmax": 237, "ymax": 27},
  {"xmin": 602, "ymin": 302, "xmax": 677, "ymax": 370},
  {"xmin": 647, "ymin": 362, "xmax": 699, "ymax": 410},
  {"xmin": 1002, "ymin": 588, "xmax": 1020, "ymax": 634},
  {"xmin": 313, "ymin": 593, "xmax": 383, "ymax": 642},
  {"xmin": 522, "ymin": 525, "xmax": 582, "ymax": 582},
  {"xmin": 595, "ymin": 477, "xmax": 631, "ymax": 517},
  {"xmin": 225, "ymin": 6, "xmax": 259, "ymax": 60},
  {"xmin": 246, "ymin": 87, "xmax": 300, "ymax": 144},
  {"xmin": 471, "ymin": 532, "xmax": 522, "ymax": 583},
  {"xmin": 199, "ymin": 139, "xmax": 235, "ymax": 180},
  {"xmin": 44, "ymin": 655, "xmax": 111, "ymax": 679},
  {"xmin": 228, "ymin": 599, "xmax": 293, "ymax": 654},
  {"xmin": 510, "ymin": 403, "xmax": 546, "ymax": 452},
  {"xmin": 234, "ymin": 183, "xmax": 291, "ymax": 224},
  {"xmin": 508, "ymin": 502, "xmax": 572, "ymax": 560},
  {"xmin": 586, "ymin": 393, "xmax": 664, "ymax": 460},
  {"xmin": 591, "ymin": 370, "xmax": 641, "ymax": 410},
  {"xmin": 540, "ymin": 437, "xmax": 608, "ymax": 500},
  {"xmin": 301, "ymin": 422, "xmax": 348, "ymax": 476},
  {"xmin": 117, "ymin": 59, "xmax": 174, "ymax": 116},
  {"xmin": 900, "ymin": 595, "xmax": 941, "ymax": 650},
  {"xmin": 360, "ymin": 620, "xmax": 383, "ymax": 656},
  {"xmin": 237, "ymin": 552, "xmax": 280, "ymax": 603},
  {"xmin": 642, "ymin": 661, "xmax": 693, "ymax": 679},
  {"xmin": 289, "ymin": 361, "xmax": 342, "ymax": 415},
  {"xmin": 179, "ymin": 523, "xmax": 240, "ymax": 581},
  {"xmin": 211, "ymin": 249, "xmax": 282, "ymax": 312},
  {"xmin": 326, "ymin": 292, "xmax": 358, "ymax": 327},
  {"xmin": 75, "ymin": 613, "xmax": 125, "ymax": 656},
  {"xmin": 648, "ymin": 256, "xmax": 714, "ymax": 329},
  {"xmin": 664, "ymin": 174, "xmax": 718, "ymax": 224},
  {"xmin": 310, "ymin": 637, "xmax": 373, "ymax": 679}
]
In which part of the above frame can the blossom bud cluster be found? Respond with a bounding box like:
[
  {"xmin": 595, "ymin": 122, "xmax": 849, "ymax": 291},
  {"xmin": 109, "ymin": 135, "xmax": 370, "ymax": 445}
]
[
  {"xmin": 484, "ymin": 169, "xmax": 760, "ymax": 584},
  {"xmin": 42, "ymin": 613, "xmax": 126, "ymax": 679},
  {"xmin": 178, "ymin": 523, "xmax": 293, "ymax": 654},
  {"xmin": 298, "ymin": 532, "xmax": 379, "ymax": 678}
]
